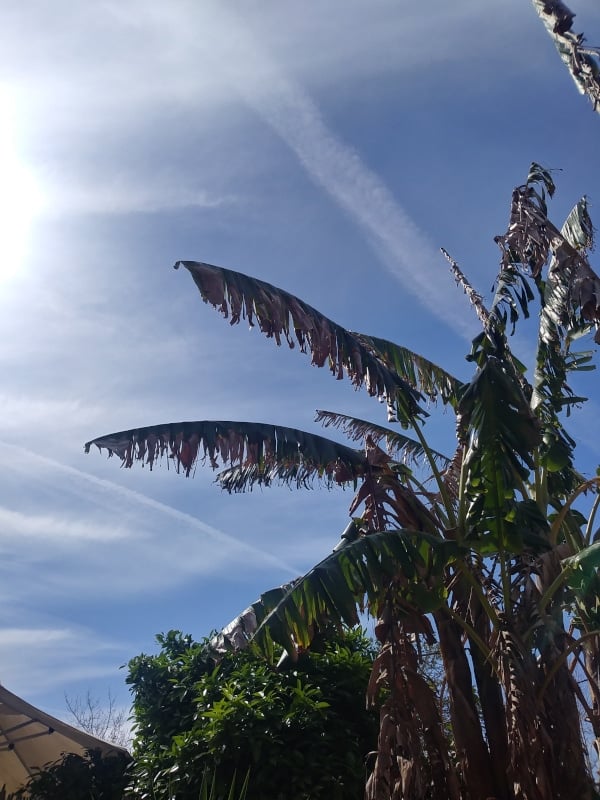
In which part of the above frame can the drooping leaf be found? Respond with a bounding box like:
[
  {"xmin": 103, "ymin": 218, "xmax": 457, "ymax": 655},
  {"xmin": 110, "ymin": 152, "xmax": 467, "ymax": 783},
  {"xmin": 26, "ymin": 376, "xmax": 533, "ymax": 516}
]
[
  {"xmin": 174, "ymin": 261, "xmax": 425, "ymax": 423},
  {"xmin": 352, "ymin": 332, "xmax": 463, "ymax": 408},
  {"xmin": 250, "ymin": 529, "xmax": 461, "ymax": 658},
  {"xmin": 85, "ymin": 420, "xmax": 369, "ymax": 489},
  {"xmin": 531, "ymin": 197, "xmax": 599, "ymax": 492},
  {"xmin": 491, "ymin": 165, "xmax": 586, "ymax": 340},
  {"xmin": 526, "ymin": 162, "xmax": 556, "ymax": 198},
  {"xmin": 494, "ymin": 166, "xmax": 554, "ymax": 278},
  {"xmin": 315, "ymin": 410, "xmax": 451, "ymax": 468},
  {"xmin": 210, "ymin": 578, "xmax": 302, "ymax": 658},
  {"xmin": 532, "ymin": 0, "xmax": 600, "ymax": 114},
  {"xmin": 539, "ymin": 197, "xmax": 598, "ymax": 342},
  {"xmin": 562, "ymin": 196, "xmax": 595, "ymax": 252}
]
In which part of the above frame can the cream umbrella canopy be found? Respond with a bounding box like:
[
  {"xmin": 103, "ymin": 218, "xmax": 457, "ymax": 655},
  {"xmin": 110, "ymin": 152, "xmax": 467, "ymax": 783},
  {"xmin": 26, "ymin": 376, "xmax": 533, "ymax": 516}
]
[{"xmin": 0, "ymin": 684, "xmax": 128, "ymax": 794}]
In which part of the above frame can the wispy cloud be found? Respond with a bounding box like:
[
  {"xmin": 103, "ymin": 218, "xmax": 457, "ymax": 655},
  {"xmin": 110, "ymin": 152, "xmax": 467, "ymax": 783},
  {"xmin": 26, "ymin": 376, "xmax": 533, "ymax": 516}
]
[
  {"xmin": 0, "ymin": 442, "xmax": 301, "ymax": 592},
  {"xmin": 251, "ymin": 88, "xmax": 475, "ymax": 336},
  {"xmin": 0, "ymin": 624, "xmax": 126, "ymax": 700},
  {"xmin": 5, "ymin": 0, "xmax": 480, "ymax": 335},
  {"xmin": 0, "ymin": 506, "xmax": 130, "ymax": 543},
  {"xmin": 140, "ymin": 2, "xmax": 478, "ymax": 338},
  {"xmin": 0, "ymin": 441, "xmax": 307, "ymax": 697},
  {"xmin": 37, "ymin": 169, "xmax": 234, "ymax": 218}
]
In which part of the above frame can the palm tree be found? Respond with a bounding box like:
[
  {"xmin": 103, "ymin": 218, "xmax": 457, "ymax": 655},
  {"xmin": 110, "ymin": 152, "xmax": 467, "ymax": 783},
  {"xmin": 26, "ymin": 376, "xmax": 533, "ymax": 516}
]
[{"xmin": 86, "ymin": 164, "xmax": 600, "ymax": 799}]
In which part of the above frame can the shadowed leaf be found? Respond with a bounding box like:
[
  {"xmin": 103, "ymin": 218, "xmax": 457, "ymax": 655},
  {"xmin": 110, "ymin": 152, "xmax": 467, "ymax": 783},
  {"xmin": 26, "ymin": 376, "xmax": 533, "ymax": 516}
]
[
  {"xmin": 173, "ymin": 260, "xmax": 425, "ymax": 423},
  {"xmin": 85, "ymin": 420, "xmax": 369, "ymax": 489},
  {"xmin": 315, "ymin": 410, "xmax": 451, "ymax": 468},
  {"xmin": 352, "ymin": 332, "xmax": 463, "ymax": 408}
]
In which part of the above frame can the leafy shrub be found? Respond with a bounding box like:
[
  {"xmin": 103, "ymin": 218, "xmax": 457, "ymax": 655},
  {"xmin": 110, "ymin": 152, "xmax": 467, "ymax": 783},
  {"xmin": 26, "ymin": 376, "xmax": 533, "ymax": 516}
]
[{"xmin": 126, "ymin": 628, "xmax": 378, "ymax": 800}]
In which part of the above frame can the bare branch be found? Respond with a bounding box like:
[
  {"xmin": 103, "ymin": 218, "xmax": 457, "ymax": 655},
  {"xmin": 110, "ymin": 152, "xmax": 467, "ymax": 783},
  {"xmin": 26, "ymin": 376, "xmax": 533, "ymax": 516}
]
[{"xmin": 65, "ymin": 690, "xmax": 131, "ymax": 749}]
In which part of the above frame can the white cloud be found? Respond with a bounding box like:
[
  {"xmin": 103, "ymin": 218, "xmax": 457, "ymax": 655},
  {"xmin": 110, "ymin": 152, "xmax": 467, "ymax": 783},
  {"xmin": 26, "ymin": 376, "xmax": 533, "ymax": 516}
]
[
  {"xmin": 0, "ymin": 627, "xmax": 71, "ymax": 647},
  {"xmin": 249, "ymin": 87, "xmax": 477, "ymax": 336},
  {"xmin": 0, "ymin": 441, "xmax": 301, "ymax": 591},
  {"xmin": 0, "ymin": 624, "xmax": 126, "ymax": 699},
  {"xmin": 37, "ymin": 162, "xmax": 237, "ymax": 217},
  {"xmin": 0, "ymin": 507, "xmax": 131, "ymax": 543},
  {"xmin": 40, "ymin": 175, "xmax": 233, "ymax": 218},
  {"xmin": 0, "ymin": 0, "xmax": 535, "ymax": 285},
  {"xmin": 0, "ymin": 395, "xmax": 99, "ymax": 436},
  {"xmin": 122, "ymin": 1, "xmax": 480, "ymax": 338}
]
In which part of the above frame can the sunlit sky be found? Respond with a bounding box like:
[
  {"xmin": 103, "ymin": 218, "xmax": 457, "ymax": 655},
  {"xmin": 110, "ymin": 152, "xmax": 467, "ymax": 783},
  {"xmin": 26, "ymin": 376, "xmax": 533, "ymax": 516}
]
[{"xmin": 0, "ymin": 0, "xmax": 599, "ymax": 725}]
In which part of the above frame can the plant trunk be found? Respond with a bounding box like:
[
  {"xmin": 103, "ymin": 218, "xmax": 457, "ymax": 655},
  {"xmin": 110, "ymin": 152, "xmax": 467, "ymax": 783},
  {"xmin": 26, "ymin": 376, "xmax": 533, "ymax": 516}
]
[
  {"xmin": 366, "ymin": 606, "xmax": 460, "ymax": 800},
  {"xmin": 469, "ymin": 593, "xmax": 511, "ymax": 800},
  {"xmin": 539, "ymin": 645, "xmax": 595, "ymax": 799},
  {"xmin": 434, "ymin": 609, "xmax": 496, "ymax": 800}
]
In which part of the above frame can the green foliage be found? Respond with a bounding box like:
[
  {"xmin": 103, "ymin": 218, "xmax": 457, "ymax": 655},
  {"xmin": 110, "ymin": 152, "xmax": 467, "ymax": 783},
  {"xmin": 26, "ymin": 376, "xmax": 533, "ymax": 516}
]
[
  {"xmin": 126, "ymin": 628, "xmax": 378, "ymax": 800},
  {"xmin": 252, "ymin": 530, "xmax": 458, "ymax": 657},
  {"xmin": 197, "ymin": 769, "xmax": 250, "ymax": 800},
  {"xmin": 9, "ymin": 749, "xmax": 131, "ymax": 800}
]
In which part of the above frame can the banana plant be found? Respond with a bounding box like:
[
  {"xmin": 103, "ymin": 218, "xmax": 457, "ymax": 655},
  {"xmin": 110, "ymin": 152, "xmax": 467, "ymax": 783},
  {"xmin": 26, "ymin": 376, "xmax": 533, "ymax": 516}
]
[
  {"xmin": 86, "ymin": 165, "xmax": 600, "ymax": 800},
  {"xmin": 532, "ymin": 0, "xmax": 600, "ymax": 114}
]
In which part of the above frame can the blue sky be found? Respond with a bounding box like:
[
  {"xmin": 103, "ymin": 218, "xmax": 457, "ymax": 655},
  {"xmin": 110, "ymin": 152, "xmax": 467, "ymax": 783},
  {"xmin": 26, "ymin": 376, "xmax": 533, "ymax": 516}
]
[{"xmin": 0, "ymin": 0, "xmax": 599, "ymax": 725}]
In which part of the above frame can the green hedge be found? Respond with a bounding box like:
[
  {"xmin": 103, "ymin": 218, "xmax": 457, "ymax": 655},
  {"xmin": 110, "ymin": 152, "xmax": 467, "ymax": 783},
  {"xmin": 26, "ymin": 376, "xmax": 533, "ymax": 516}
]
[{"xmin": 126, "ymin": 628, "xmax": 379, "ymax": 800}]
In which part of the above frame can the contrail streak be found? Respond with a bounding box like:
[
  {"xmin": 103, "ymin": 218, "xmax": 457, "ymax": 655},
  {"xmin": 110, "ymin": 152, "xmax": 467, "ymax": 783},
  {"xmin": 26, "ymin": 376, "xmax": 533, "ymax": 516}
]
[
  {"xmin": 0, "ymin": 441, "xmax": 301, "ymax": 576},
  {"xmin": 174, "ymin": 2, "xmax": 478, "ymax": 338}
]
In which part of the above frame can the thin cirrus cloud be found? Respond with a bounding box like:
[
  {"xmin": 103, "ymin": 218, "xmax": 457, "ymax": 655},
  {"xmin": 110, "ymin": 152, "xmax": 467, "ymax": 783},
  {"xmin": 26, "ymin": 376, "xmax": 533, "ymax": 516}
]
[
  {"xmin": 3, "ymin": 0, "xmax": 498, "ymax": 337},
  {"xmin": 0, "ymin": 441, "xmax": 301, "ymax": 593},
  {"xmin": 36, "ymin": 167, "xmax": 234, "ymax": 218},
  {"xmin": 0, "ymin": 625, "xmax": 126, "ymax": 701},
  {"xmin": 137, "ymin": 1, "xmax": 479, "ymax": 339},
  {"xmin": 0, "ymin": 506, "xmax": 129, "ymax": 544},
  {"xmin": 45, "ymin": 0, "xmax": 477, "ymax": 339}
]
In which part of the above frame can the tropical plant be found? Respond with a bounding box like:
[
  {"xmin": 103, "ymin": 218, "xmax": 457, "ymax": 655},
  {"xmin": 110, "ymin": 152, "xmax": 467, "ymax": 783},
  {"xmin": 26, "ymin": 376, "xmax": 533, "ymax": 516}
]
[
  {"xmin": 532, "ymin": 0, "xmax": 600, "ymax": 114},
  {"xmin": 86, "ymin": 163, "xmax": 600, "ymax": 799},
  {"xmin": 125, "ymin": 628, "xmax": 378, "ymax": 800}
]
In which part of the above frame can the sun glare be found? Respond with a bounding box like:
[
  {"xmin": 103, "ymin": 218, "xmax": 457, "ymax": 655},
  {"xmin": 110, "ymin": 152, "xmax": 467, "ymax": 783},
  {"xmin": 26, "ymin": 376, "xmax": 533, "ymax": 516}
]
[{"xmin": 0, "ymin": 89, "xmax": 43, "ymax": 283}]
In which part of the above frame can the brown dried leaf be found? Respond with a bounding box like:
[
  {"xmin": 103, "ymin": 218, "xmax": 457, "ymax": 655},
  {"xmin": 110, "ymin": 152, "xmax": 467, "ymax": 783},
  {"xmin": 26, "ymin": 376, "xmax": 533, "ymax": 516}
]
[{"xmin": 174, "ymin": 260, "xmax": 424, "ymax": 421}]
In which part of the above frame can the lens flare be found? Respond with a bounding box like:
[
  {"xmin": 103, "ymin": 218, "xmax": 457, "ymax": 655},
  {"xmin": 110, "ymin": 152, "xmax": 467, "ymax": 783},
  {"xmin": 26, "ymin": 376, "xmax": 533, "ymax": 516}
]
[{"xmin": 0, "ymin": 88, "xmax": 43, "ymax": 283}]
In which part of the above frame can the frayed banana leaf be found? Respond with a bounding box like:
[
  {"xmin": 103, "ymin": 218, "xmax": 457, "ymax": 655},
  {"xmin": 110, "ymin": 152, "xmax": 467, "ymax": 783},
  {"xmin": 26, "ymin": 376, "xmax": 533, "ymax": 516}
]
[
  {"xmin": 210, "ymin": 578, "xmax": 302, "ymax": 655},
  {"xmin": 562, "ymin": 196, "xmax": 595, "ymax": 252},
  {"xmin": 249, "ymin": 529, "xmax": 461, "ymax": 659},
  {"xmin": 547, "ymin": 197, "xmax": 599, "ymax": 334},
  {"xmin": 174, "ymin": 260, "xmax": 425, "ymax": 423},
  {"xmin": 352, "ymin": 332, "xmax": 462, "ymax": 407},
  {"xmin": 532, "ymin": 0, "xmax": 600, "ymax": 114},
  {"xmin": 315, "ymin": 410, "xmax": 451, "ymax": 468},
  {"xmin": 533, "ymin": 197, "xmax": 598, "ymax": 480},
  {"xmin": 492, "ymin": 167, "xmax": 600, "ymax": 352},
  {"xmin": 492, "ymin": 164, "xmax": 557, "ymax": 302},
  {"xmin": 527, "ymin": 162, "xmax": 556, "ymax": 199},
  {"xmin": 85, "ymin": 420, "xmax": 369, "ymax": 488}
]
